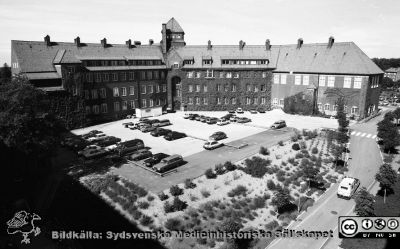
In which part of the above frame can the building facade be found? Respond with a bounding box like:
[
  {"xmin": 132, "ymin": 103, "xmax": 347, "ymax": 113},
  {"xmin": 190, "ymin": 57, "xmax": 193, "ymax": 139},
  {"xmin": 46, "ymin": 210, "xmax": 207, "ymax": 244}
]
[
  {"xmin": 11, "ymin": 18, "xmax": 383, "ymax": 120},
  {"xmin": 384, "ymin": 67, "xmax": 400, "ymax": 82}
]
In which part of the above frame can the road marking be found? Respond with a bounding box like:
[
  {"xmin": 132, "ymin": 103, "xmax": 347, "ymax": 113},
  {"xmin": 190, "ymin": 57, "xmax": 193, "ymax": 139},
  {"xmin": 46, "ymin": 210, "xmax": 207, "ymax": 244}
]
[
  {"xmin": 351, "ymin": 131, "xmax": 356, "ymax": 135},
  {"xmin": 372, "ymin": 135, "xmax": 376, "ymax": 139},
  {"xmin": 360, "ymin": 133, "xmax": 366, "ymax": 137},
  {"xmin": 355, "ymin": 132, "xmax": 361, "ymax": 136},
  {"xmin": 366, "ymin": 134, "xmax": 372, "ymax": 138}
]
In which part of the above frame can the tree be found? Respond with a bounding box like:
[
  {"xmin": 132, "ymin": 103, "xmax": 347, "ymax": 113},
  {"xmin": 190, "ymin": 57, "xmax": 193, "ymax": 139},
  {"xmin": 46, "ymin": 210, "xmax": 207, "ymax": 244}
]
[
  {"xmin": 336, "ymin": 97, "xmax": 350, "ymax": 143},
  {"xmin": 219, "ymin": 218, "xmax": 242, "ymax": 234},
  {"xmin": 375, "ymin": 164, "xmax": 397, "ymax": 203},
  {"xmin": 354, "ymin": 187, "xmax": 375, "ymax": 216},
  {"xmin": 377, "ymin": 115, "xmax": 400, "ymax": 152},
  {"xmin": 271, "ymin": 187, "xmax": 292, "ymax": 211},
  {"xmin": 392, "ymin": 107, "xmax": 400, "ymax": 125},
  {"xmin": 302, "ymin": 164, "xmax": 319, "ymax": 186}
]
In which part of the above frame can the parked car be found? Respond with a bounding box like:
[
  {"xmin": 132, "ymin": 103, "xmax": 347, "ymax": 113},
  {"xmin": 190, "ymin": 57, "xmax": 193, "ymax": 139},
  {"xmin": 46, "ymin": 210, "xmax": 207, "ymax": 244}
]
[
  {"xmin": 217, "ymin": 119, "xmax": 230, "ymax": 126},
  {"xmin": 257, "ymin": 108, "xmax": 266, "ymax": 113},
  {"xmin": 203, "ymin": 140, "xmax": 223, "ymax": 150},
  {"xmin": 130, "ymin": 149, "xmax": 152, "ymax": 161},
  {"xmin": 236, "ymin": 108, "xmax": 244, "ymax": 114},
  {"xmin": 122, "ymin": 122, "xmax": 134, "ymax": 127},
  {"xmin": 115, "ymin": 139, "xmax": 144, "ymax": 156},
  {"xmin": 150, "ymin": 128, "xmax": 169, "ymax": 137},
  {"xmin": 78, "ymin": 145, "xmax": 102, "ymax": 156},
  {"xmin": 221, "ymin": 113, "xmax": 235, "ymax": 120},
  {"xmin": 81, "ymin": 130, "xmax": 102, "ymax": 139},
  {"xmin": 143, "ymin": 153, "xmax": 170, "ymax": 167},
  {"xmin": 206, "ymin": 117, "xmax": 219, "ymax": 124},
  {"xmin": 141, "ymin": 125, "xmax": 156, "ymax": 133},
  {"xmin": 96, "ymin": 136, "xmax": 121, "ymax": 147},
  {"xmin": 209, "ymin": 131, "xmax": 227, "ymax": 141},
  {"xmin": 337, "ymin": 177, "xmax": 360, "ymax": 199},
  {"xmin": 152, "ymin": 154, "xmax": 184, "ymax": 173},
  {"xmin": 228, "ymin": 110, "xmax": 236, "ymax": 114},
  {"xmin": 87, "ymin": 133, "xmax": 107, "ymax": 142},
  {"xmin": 189, "ymin": 114, "xmax": 199, "ymax": 120},
  {"xmin": 154, "ymin": 119, "xmax": 171, "ymax": 127},
  {"xmin": 229, "ymin": 115, "xmax": 238, "ymax": 122},
  {"xmin": 81, "ymin": 148, "xmax": 108, "ymax": 160},
  {"xmin": 236, "ymin": 117, "xmax": 251, "ymax": 123},
  {"xmin": 249, "ymin": 109, "xmax": 258, "ymax": 114},
  {"xmin": 64, "ymin": 137, "xmax": 88, "ymax": 151},
  {"xmin": 195, "ymin": 115, "xmax": 204, "ymax": 121},
  {"xmin": 164, "ymin": 131, "xmax": 186, "ymax": 141},
  {"xmin": 183, "ymin": 113, "xmax": 192, "ymax": 119},
  {"xmin": 270, "ymin": 120, "xmax": 287, "ymax": 129},
  {"xmin": 200, "ymin": 116, "xmax": 209, "ymax": 122}
]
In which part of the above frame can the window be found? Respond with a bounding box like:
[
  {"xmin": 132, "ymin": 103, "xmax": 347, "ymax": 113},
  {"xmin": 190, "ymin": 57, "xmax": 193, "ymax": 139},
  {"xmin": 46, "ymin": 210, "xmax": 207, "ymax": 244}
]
[
  {"xmin": 295, "ymin": 75, "xmax": 301, "ymax": 85},
  {"xmin": 196, "ymin": 72, "xmax": 201, "ymax": 78},
  {"xmin": 324, "ymin": 103, "xmax": 330, "ymax": 111},
  {"xmin": 122, "ymin": 101, "xmax": 128, "ymax": 110},
  {"xmin": 100, "ymin": 88, "xmax": 106, "ymax": 98},
  {"xmin": 93, "ymin": 105, "xmax": 99, "ymax": 114},
  {"xmin": 156, "ymin": 99, "xmax": 161, "ymax": 106},
  {"xmin": 232, "ymin": 97, "xmax": 236, "ymax": 104},
  {"xmin": 274, "ymin": 74, "xmax": 280, "ymax": 84},
  {"xmin": 354, "ymin": 77, "xmax": 362, "ymax": 89},
  {"xmin": 114, "ymin": 102, "xmax": 120, "ymax": 112},
  {"xmin": 318, "ymin": 103, "xmax": 322, "ymax": 111},
  {"xmin": 319, "ymin": 75, "xmax": 326, "ymax": 86},
  {"xmin": 103, "ymin": 73, "xmax": 109, "ymax": 82},
  {"xmin": 187, "ymin": 72, "xmax": 194, "ymax": 78},
  {"xmin": 112, "ymin": 87, "xmax": 119, "ymax": 97},
  {"xmin": 86, "ymin": 73, "xmax": 93, "ymax": 82},
  {"xmin": 130, "ymin": 100, "xmax": 135, "ymax": 109},
  {"xmin": 246, "ymin": 97, "xmax": 251, "ymax": 105},
  {"xmin": 148, "ymin": 85, "xmax": 153, "ymax": 93},
  {"xmin": 343, "ymin": 77, "xmax": 352, "ymax": 88},
  {"xmin": 129, "ymin": 86, "xmax": 135, "ymax": 95},
  {"xmin": 333, "ymin": 105, "xmax": 338, "ymax": 111},
  {"xmin": 273, "ymin": 98, "xmax": 278, "ymax": 106},
  {"xmin": 327, "ymin": 76, "xmax": 335, "ymax": 87},
  {"xmin": 173, "ymin": 62, "xmax": 179, "ymax": 69},
  {"xmin": 206, "ymin": 70, "xmax": 214, "ymax": 78},
  {"xmin": 149, "ymin": 99, "xmax": 154, "ymax": 107},
  {"xmin": 141, "ymin": 85, "xmax": 146, "ymax": 94},
  {"xmin": 156, "ymin": 85, "xmax": 160, "ymax": 93},
  {"xmin": 224, "ymin": 97, "xmax": 229, "ymax": 105},
  {"xmin": 219, "ymin": 72, "xmax": 224, "ymax": 78},
  {"xmin": 129, "ymin": 72, "xmax": 135, "ymax": 80},
  {"xmin": 94, "ymin": 73, "xmax": 101, "ymax": 83},
  {"xmin": 279, "ymin": 99, "xmax": 284, "ymax": 106},
  {"xmin": 254, "ymin": 85, "xmax": 259, "ymax": 92},
  {"xmin": 261, "ymin": 97, "xmax": 266, "ymax": 104},
  {"xmin": 142, "ymin": 99, "xmax": 147, "ymax": 108},
  {"xmin": 222, "ymin": 60, "xmax": 229, "ymax": 65},
  {"xmin": 344, "ymin": 105, "xmax": 348, "ymax": 113},
  {"xmin": 101, "ymin": 103, "xmax": 108, "ymax": 113},
  {"xmin": 352, "ymin": 106, "xmax": 359, "ymax": 114},
  {"xmin": 121, "ymin": 87, "xmax": 127, "ymax": 96},
  {"xmin": 217, "ymin": 97, "xmax": 221, "ymax": 105},
  {"xmin": 153, "ymin": 71, "xmax": 159, "ymax": 80},
  {"xmin": 162, "ymin": 84, "xmax": 167, "ymax": 92},
  {"xmin": 112, "ymin": 73, "xmax": 118, "ymax": 81},
  {"xmin": 232, "ymin": 84, "xmax": 236, "ymax": 92},
  {"xmin": 204, "ymin": 85, "xmax": 208, "ymax": 92},
  {"xmin": 226, "ymin": 72, "xmax": 232, "ymax": 78},
  {"xmin": 85, "ymin": 106, "xmax": 91, "ymax": 114},
  {"xmin": 281, "ymin": 74, "xmax": 287, "ymax": 84},
  {"xmin": 254, "ymin": 97, "xmax": 258, "ymax": 105},
  {"xmin": 84, "ymin": 90, "xmax": 89, "ymax": 100},
  {"xmin": 188, "ymin": 85, "xmax": 193, "ymax": 92},
  {"xmin": 260, "ymin": 85, "xmax": 265, "ymax": 91},
  {"xmin": 224, "ymin": 84, "xmax": 229, "ymax": 92},
  {"xmin": 146, "ymin": 71, "xmax": 152, "ymax": 80},
  {"xmin": 195, "ymin": 85, "xmax": 200, "ymax": 92},
  {"xmin": 188, "ymin": 97, "xmax": 193, "ymax": 105},
  {"xmin": 262, "ymin": 72, "xmax": 267, "ymax": 78},
  {"xmin": 217, "ymin": 84, "xmax": 221, "ymax": 92},
  {"xmin": 140, "ymin": 71, "xmax": 146, "ymax": 80},
  {"xmin": 203, "ymin": 98, "xmax": 208, "ymax": 105},
  {"xmin": 195, "ymin": 97, "xmax": 200, "ymax": 105},
  {"xmin": 303, "ymin": 75, "xmax": 309, "ymax": 85},
  {"xmin": 121, "ymin": 73, "xmax": 127, "ymax": 81},
  {"xmin": 203, "ymin": 60, "xmax": 212, "ymax": 65},
  {"xmin": 246, "ymin": 84, "xmax": 251, "ymax": 92},
  {"xmin": 184, "ymin": 60, "xmax": 194, "ymax": 65},
  {"xmin": 234, "ymin": 73, "xmax": 239, "ymax": 78}
]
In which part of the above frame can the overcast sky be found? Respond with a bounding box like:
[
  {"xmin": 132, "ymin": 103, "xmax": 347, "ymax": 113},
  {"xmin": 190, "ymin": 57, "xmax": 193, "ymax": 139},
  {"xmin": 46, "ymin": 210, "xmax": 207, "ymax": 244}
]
[{"xmin": 1, "ymin": 0, "xmax": 399, "ymax": 65}]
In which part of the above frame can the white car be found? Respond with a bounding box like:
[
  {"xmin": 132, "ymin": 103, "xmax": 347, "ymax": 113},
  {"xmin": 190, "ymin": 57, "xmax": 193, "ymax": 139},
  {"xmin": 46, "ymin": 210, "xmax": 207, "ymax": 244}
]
[
  {"xmin": 104, "ymin": 144, "xmax": 118, "ymax": 152},
  {"xmin": 81, "ymin": 148, "xmax": 108, "ymax": 159},
  {"xmin": 337, "ymin": 177, "xmax": 360, "ymax": 199},
  {"xmin": 236, "ymin": 108, "xmax": 244, "ymax": 114},
  {"xmin": 78, "ymin": 145, "xmax": 101, "ymax": 156},
  {"xmin": 203, "ymin": 140, "xmax": 223, "ymax": 150},
  {"xmin": 86, "ymin": 133, "xmax": 107, "ymax": 142},
  {"xmin": 217, "ymin": 119, "xmax": 229, "ymax": 126}
]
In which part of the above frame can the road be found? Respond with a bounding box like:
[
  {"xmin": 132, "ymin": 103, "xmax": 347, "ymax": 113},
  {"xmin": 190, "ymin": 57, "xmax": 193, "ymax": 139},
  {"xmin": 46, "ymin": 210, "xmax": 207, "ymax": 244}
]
[{"xmin": 265, "ymin": 114, "xmax": 384, "ymax": 249}]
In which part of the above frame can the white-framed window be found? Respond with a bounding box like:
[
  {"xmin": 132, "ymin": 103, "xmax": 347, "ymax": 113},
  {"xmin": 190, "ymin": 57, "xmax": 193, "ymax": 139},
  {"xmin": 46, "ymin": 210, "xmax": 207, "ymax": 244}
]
[
  {"xmin": 93, "ymin": 105, "xmax": 99, "ymax": 114},
  {"xmin": 262, "ymin": 72, "xmax": 267, "ymax": 78},
  {"xmin": 91, "ymin": 89, "xmax": 98, "ymax": 99},
  {"xmin": 141, "ymin": 85, "xmax": 146, "ymax": 94},
  {"xmin": 85, "ymin": 105, "xmax": 91, "ymax": 114},
  {"xmin": 226, "ymin": 72, "xmax": 232, "ymax": 78},
  {"xmin": 129, "ymin": 72, "xmax": 135, "ymax": 80},
  {"xmin": 344, "ymin": 105, "xmax": 348, "ymax": 113},
  {"xmin": 195, "ymin": 84, "xmax": 200, "ymax": 92},
  {"xmin": 232, "ymin": 84, "xmax": 236, "ymax": 92},
  {"xmin": 203, "ymin": 98, "xmax": 208, "ymax": 105},
  {"xmin": 295, "ymin": 75, "xmax": 301, "ymax": 85},
  {"xmin": 206, "ymin": 70, "xmax": 214, "ymax": 78},
  {"xmin": 281, "ymin": 74, "xmax": 287, "ymax": 84},
  {"xmin": 224, "ymin": 84, "xmax": 229, "ymax": 92},
  {"xmin": 254, "ymin": 85, "xmax": 259, "ymax": 92},
  {"xmin": 130, "ymin": 100, "xmax": 135, "ymax": 109},
  {"xmin": 303, "ymin": 75, "xmax": 309, "ymax": 85},
  {"xmin": 225, "ymin": 97, "xmax": 229, "ymax": 105},
  {"xmin": 318, "ymin": 103, "xmax": 322, "ymax": 111},
  {"xmin": 95, "ymin": 73, "xmax": 102, "ymax": 82},
  {"xmin": 100, "ymin": 88, "xmax": 106, "ymax": 98},
  {"xmin": 156, "ymin": 99, "xmax": 161, "ymax": 106},
  {"xmin": 187, "ymin": 72, "xmax": 194, "ymax": 78},
  {"xmin": 234, "ymin": 72, "xmax": 239, "ymax": 78},
  {"xmin": 173, "ymin": 62, "xmax": 179, "ymax": 69},
  {"xmin": 129, "ymin": 86, "xmax": 135, "ymax": 95},
  {"xmin": 246, "ymin": 97, "xmax": 251, "ymax": 105},
  {"xmin": 114, "ymin": 102, "xmax": 120, "ymax": 112},
  {"xmin": 327, "ymin": 76, "xmax": 335, "ymax": 87},
  {"xmin": 196, "ymin": 72, "xmax": 201, "ymax": 78},
  {"xmin": 101, "ymin": 103, "xmax": 108, "ymax": 113},
  {"xmin": 204, "ymin": 85, "xmax": 208, "ymax": 92},
  {"xmin": 274, "ymin": 74, "xmax": 280, "ymax": 84},
  {"xmin": 343, "ymin": 76, "xmax": 352, "ymax": 88},
  {"xmin": 149, "ymin": 99, "xmax": 154, "ymax": 107},
  {"xmin": 142, "ymin": 99, "xmax": 147, "ymax": 108},
  {"xmin": 195, "ymin": 97, "xmax": 200, "ymax": 105},
  {"xmin": 103, "ymin": 73, "xmax": 109, "ymax": 82},
  {"xmin": 122, "ymin": 101, "xmax": 128, "ymax": 110},
  {"xmin": 156, "ymin": 85, "xmax": 160, "ymax": 93},
  {"xmin": 324, "ymin": 103, "xmax": 330, "ymax": 111},
  {"xmin": 148, "ymin": 85, "xmax": 153, "ymax": 94},
  {"xmin": 217, "ymin": 97, "xmax": 221, "ymax": 105},
  {"xmin": 112, "ymin": 73, "xmax": 118, "ymax": 81},
  {"xmin": 188, "ymin": 85, "xmax": 193, "ymax": 92},
  {"xmin": 333, "ymin": 105, "xmax": 338, "ymax": 111},
  {"xmin": 273, "ymin": 98, "xmax": 278, "ymax": 106},
  {"xmin": 121, "ymin": 72, "xmax": 127, "ymax": 81},
  {"xmin": 162, "ymin": 84, "xmax": 167, "ymax": 92},
  {"xmin": 219, "ymin": 72, "xmax": 224, "ymax": 78},
  {"xmin": 351, "ymin": 106, "xmax": 359, "ymax": 114},
  {"xmin": 203, "ymin": 60, "xmax": 212, "ymax": 65},
  {"xmin": 113, "ymin": 87, "xmax": 119, "ymax": 97},
  {"xmin": 217, "ymin": 84, "xmax": 221, "ymax": 92},
  {"xmin": 188, "ymin": 97, "xmax": 193, "ymax": 105},
  {"xmin": 246, "ymin": 84, "xmax": 251, "ymax": 92},
  {"xmin": 279, "ymin": 99, "xmax": 284, "ymax": 106},
  {"xmin": 319, "ymin": 75, "xmax": 326, "ymax": 87},
  {"xmin": 232, "ymin": 97, "xmax": 236, "ymax": 104},
  {"xmin": 354, "ymin": 77, "xmax": 362, "ymax": 89},
  {"xmin": 254, "ymin": 97, "xmax": 258, "ymax": 105},
  {"xmin": 261, "ymin": 97, "xmax": 266, "ymax": 104},
  {"xmin": 121, "ymin": 87, "xmax": 127, "ymax": 96}
]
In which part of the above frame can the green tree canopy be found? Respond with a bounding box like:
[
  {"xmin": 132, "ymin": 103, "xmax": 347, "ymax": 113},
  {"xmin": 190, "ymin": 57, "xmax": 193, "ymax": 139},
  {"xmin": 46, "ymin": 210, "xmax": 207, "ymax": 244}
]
[
  {"xmin": 354, "ymin": 187, "xmax": 375, "ymax": 217},
  {"xmin": 377, "ymin": 115, "xmax": 400, "ymax": 151},
  {"xmin": 375, "ymin": 164, "xmax": 397, "ymax": 190}
]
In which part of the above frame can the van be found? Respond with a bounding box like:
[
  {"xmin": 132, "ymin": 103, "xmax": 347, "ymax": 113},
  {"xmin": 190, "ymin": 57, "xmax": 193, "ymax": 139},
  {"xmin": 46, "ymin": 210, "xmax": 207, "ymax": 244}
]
[
  {"xmin": 337, "ymin": 177, "xmax": 360, "ymax": 199},
  {"xmin": 270, "ymin": 120, "xmax": 287, "ymax": 129},
  {"xmin": 154, "ymin": 119, "xmax": 171, "ymax": 127},
  {"xmin": 116, "ymin": 139, "xmax": 144, "ymax": 156},
  {"xmin": 152, "ymin": 154, "xmax": 183, "ymax": 173}
]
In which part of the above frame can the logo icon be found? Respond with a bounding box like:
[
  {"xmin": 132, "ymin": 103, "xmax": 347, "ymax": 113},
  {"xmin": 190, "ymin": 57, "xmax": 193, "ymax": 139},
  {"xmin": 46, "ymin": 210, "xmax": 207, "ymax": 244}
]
[
  {"xmin": 387, "ymin": 219, "xmax": 399, "ymax": 230},
  {"xmin": 341, "ymin": 219, "xmax": 358, "ymax": 236},
  {"xmin": 362, "ymin": 219, "xmax": 373, "ymax": 230},
  {"xmin": 6, "ymin": 211, "xmax": 41, "ymax": 244},
  {"xmin": 374, "ymin": 218, "xmax": 386, "ymax": 230}
]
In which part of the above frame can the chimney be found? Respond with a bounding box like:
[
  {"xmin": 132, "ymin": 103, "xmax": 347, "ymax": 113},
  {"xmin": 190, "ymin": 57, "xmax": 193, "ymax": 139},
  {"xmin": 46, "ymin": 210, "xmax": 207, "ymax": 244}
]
[
  {"xmin": 207, "ymin": 40, "xmax": 212, "ymax": 50},
  {"xmin": 126, "ymin": 39, "xmax": 132, "ymax": 48},
  {"xmin": 44, "ymin": 35, "xmax": 51, "ymax": 46},
  {"xmin": 328, "ymin": 36, "xmax": 335, "ymax": 48},
  {"xmin": 74, "ymin": 36, "xmax": 81, "ymax": 47},
  {"xmin": 297, "ymin": 38, "xmax": 303, "ymax": 49},
  {"xmin": 149, "ymin": 39, "xmax": 154, "ymax": 45},
  {"xmin": 134, "ymin": 41, "xmax": 141, "ymax": 46},
  {"xmin": 239, "ymin": 40, "xmax": 244, "ymax": 50},
  {"xmin": 101, "ymin": 38, "xmax": 107, "ymax": 48},
  {"xmin": 265, "ymin": 39, "xmax": 271, "ymax": 50},
  {"xmin": 161, "ymin": 23, "xmax": 167, "ymax": 53}
]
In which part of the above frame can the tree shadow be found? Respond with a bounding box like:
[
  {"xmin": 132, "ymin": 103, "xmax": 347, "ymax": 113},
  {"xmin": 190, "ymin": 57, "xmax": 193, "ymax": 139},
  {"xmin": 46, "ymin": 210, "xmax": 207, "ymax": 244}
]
[
  {"xmin": 377, "ymin": 187, "xmax": 395, "ymax": 197},
  {"xmin": 310, "ymin": 180, "xmax": 327, "ymax": 190},
  {"xmin": 277, "ymin": 203, "xmax": 298, "ymax": 214}
]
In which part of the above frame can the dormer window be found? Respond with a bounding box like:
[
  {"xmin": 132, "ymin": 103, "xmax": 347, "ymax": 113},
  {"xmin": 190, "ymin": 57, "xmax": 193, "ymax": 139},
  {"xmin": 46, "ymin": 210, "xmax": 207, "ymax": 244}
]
[
  {"xmin": 183, "ymin": 60, "xmax": 194, "ymax": 65},
  {"xmin": 203, "ymin": 60, "xmax": 212, "ymax": 65},
  {"xmin": 173, "ymin": 62, "xmax": 179, "ymax": 69}
]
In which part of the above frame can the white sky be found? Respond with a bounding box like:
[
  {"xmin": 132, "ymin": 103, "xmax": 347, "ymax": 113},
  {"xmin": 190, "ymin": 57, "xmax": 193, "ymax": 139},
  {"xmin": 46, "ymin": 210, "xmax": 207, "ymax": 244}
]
[{"xmin": 1, "ymin": 0, "xmax": 399, "ymax": 65}]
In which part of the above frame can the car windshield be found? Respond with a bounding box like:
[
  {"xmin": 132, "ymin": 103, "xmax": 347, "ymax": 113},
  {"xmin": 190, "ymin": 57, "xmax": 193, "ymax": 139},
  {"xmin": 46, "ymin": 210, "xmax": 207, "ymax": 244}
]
[{"xmin": 340, "ymin": 186, "xmax": 348, "ymax": 190}]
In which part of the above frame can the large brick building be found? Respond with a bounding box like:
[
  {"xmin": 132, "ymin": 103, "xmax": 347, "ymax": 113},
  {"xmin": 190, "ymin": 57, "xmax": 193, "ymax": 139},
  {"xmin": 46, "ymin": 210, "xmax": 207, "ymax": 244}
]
[{"xmin": 11, "ymin": 17, "xmax": 383, "ymax": 119}]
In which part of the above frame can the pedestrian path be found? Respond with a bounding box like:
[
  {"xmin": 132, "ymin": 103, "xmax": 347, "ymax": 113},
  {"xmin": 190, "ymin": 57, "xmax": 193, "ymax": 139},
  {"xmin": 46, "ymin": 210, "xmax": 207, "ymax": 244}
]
[{"xmin": 350, "ymin": 131, "xmax": 376, "ymax": 140}]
